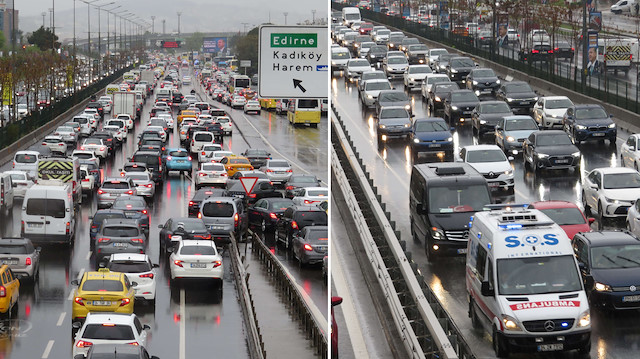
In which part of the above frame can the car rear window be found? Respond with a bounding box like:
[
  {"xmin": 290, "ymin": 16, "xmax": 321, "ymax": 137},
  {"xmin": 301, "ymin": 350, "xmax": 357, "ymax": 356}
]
[
  {"xmin": 26, "ymin": 198, "xmax": 66, "ymax": 218},
  {"xmin": 194, "ymin": 133, "xmax": 213, "ymax": 141},
  {"xmin": 230, "ymin": 159, "xmax": 250, "ymax": 165},
  {"xmin": 81, "ymin": 279, "xmax": 124, "ymax": 291},
  {"xmin": 74, "ymin": 153, "xmax": 93, "ymax": 159},
  {"xmin": 202, "ymin": 163, "xmax": 225, "ymax": 171},
  {"xmin": 297, "ymin": 99, "xmax": 318, "ymax": 109},
  {"xmin": 93, "ymin": 212, "xmax": 125, "ymax": 223},
  {"xmin": 180, "ymin": 245, "xmax": 216, "ymax": 255},
  {"xmin": 294, "ymin": 211, "xmax": 327, "ymax": 227},
  {"xmin": 169, "ymin": 151, "xmax": 188, "ymax": 157},
  {"xmin": 103, "ymin": 226, "xmax": 140, "ymax": 237},
  {"xmin": 202, "ymin": 202, "xmax": 234, "ymax": 217},
  {"xmin": 0, "ymin": 245, "xmax": 28, "ymax": 254},
  {"xmin": 132, "ymin": 155, "xmax": 159, "ymax": 166},
  {"xmin": 102, "ymin": 182, "xmax": 130, "ymax": 189},
  {"xmin": 82, "ymin": 324, "xmax": 134, "ymax": 340},
  {"xmin": 124, "ymin": 165, "xmax": 146, "ymax": 172},
  {"xmin": 108, "ymin": 261, "xmax": 151, "ymax": 273},
  {"xmin": 15, "ymin": 154, "xmax": 37, "ymax": 163},
  {"xmin": 307, "ymin": 230, "xmax": 329, "ymax": 242},
  {"xmin": 307, "ymin": 189, "xmax": 328, "ymax": 197}
]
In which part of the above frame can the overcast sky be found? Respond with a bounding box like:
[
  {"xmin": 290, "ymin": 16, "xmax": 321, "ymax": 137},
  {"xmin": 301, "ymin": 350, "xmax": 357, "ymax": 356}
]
[{"xmin": 16, "ymin": 0, "xmax": 328, "ymax": 40}]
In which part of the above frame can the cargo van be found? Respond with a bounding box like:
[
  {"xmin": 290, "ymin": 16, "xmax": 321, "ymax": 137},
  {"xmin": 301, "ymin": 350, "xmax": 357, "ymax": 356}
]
[
  {"xmin": 342, "ymin": 7, "xmax": 361, "ymax": 27},
  {"xmin": 287, "ymin": 99, "xmax": 321, "ymax": 127},
  {"xmin": 466, "ymin": 206, "xmax": 591, "ymax": 357},
  {"xmin": 0, "ymin": 173, "xmax": 14, "ymax": 216},
  {"xmin": 409, "ymin": 162, "xmax": 491, "ymax": 261},
  {"xmin": 13, "ymin": 150, "xmax": 42, "ymax": 176},
  {"xmin": 21, "ymin": 182, "xmax": 75, "ymax": 244}
]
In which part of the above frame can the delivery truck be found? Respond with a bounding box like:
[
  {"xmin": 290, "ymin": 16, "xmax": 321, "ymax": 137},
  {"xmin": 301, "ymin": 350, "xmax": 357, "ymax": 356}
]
[{"xmin": 112, "ymin": 91, "xmax": 139, "ymax": 120}]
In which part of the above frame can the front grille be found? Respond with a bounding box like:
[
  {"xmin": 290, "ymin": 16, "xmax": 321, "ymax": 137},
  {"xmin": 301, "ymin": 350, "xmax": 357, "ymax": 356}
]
[
  {"xmin": 517, "ymin": 138, "xmax": 525, "ymax": 143},
  {"xmin": 444, "ymin": 230, "xmax": 469, "ymax": 241},
  {"xmin": 612, "ymin": 285, "xmax": 640, "ymax": 292},
  {"xmin": 522, "ymin": 319, "xmax": 574, "ymax": 332},
  {"xmin": 614, "ymin": 206, "xmax": 630, "ymax": 215},
  {"xmin": 588, "ymin": 126, "xmax": 607, "ymax": 132},
  {"xmin": 483, "ymin": 172, "xmax": 500, "ymax": 179}
]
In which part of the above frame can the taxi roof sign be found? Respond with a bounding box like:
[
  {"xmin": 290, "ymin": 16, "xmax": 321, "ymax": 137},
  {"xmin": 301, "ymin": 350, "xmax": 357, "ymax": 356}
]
[{"xmin": 239, "ymin": 177, "xmax": 259, "ymax": 195}]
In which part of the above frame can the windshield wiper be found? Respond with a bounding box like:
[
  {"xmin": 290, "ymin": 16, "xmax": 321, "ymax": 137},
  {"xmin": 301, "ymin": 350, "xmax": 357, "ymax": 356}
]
[
  {"xmin": 616, "ymin": 255, "xmax": 640, "ymax": 266},
  {"xmin": 601, "ymin": 254, "xmax": 619, "ymax": 265}
]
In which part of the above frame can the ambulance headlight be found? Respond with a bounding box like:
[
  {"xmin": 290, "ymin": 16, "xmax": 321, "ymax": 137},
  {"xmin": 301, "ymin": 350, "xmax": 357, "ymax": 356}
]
[
  {"xmin": 430, "ymin": 227, "xmax": 445, "ymax": 239},
  {"xmin": 577, "ymin": 310, "xmax": 591, "ymax": 327},
  {"xmin": 594, "ymin": 282, "xmax": 612, "ymax": 292},
  {"xmin": 501, "ymin": 315, "xmax": 522, "ymax": 331}
]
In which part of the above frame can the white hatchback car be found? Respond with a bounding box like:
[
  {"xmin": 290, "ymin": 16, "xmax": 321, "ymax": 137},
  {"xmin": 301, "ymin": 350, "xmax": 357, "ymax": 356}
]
[
  {"xmin": 72, "ymin": 312, "xmax": 150, "ymax": 357},
  {"xmin": 620, "ymin": 133, "xmax": 640, "ymax": 170},
  {"xmin": 116, "ymin": 114, "xmax": 134, "ymax": 130},
  {"xmin": 81, "ymin": 138, "xmax": 108, "ymax": 159},
  {"xmin": 583, "ymin": 167, "xmax": 640, "ymax": 219},
  {"xmin": 194, "ymin": 162, "xmax": 229, "ymax": 189},
  {"xmin": 244, "ymin": 100, "xmax": 261, "ymax": 115},
  {"xmin": 106, "ymin": 253, "xmax": 158, "ymax": 303},
  {"xmin": 169, "ymin": 240, "xmax": 223, "ymax": 281},
  {"xmin": 231, "ymin": 95, "xmax": 247, "ymax": 109},
  {"xmin": 72, "ymin": 150, "xmax": 100, "ymax": 168},
  {"xmin": 198, "ymin": 144, "xmax": 224, "ymax": 163},
  {"xmin": 292, "ymin": 187, "xmax": 329, "ymax": 206},
  {"xmin": 4, "ymin": 170, "xmax": 33, "ymax": 198},
  {"xmin": 216, "ymin": 116, "xmax": 233, "ymax": 135},
  {"xmin": 459, "ymin": 145, "xmax": 514, "ymax": 192}
]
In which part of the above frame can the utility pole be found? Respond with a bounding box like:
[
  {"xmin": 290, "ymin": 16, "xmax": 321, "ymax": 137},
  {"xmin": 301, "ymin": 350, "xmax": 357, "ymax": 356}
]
[
  {"xmin": 42, "ymin": 12, "xmax": 46, "ymax": 28},
  {"xmin": 177, "ymin": 12, "xmax": 182, "ymax": 35},
  {"xmin": 162, "ymin": 19, "xmax": 166, "ymax": 35},
  {"xmin": 283, "ymin": 12, "xmax": 288, "ymax": 25},
  {"xmin": 312, "ymin": 9, "xmax": 316, "ymax": 24},
  {"xmin": 582, "ymin": 0, "xmax": 588, "ymax": 89},
  {"xmin": 151, "ymin": 16, "xmax": 155, "ymax": 34}
]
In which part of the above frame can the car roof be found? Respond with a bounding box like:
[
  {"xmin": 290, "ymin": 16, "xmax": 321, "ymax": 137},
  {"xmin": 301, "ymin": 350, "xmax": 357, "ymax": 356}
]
[
  {"xmin": 595, "ymin": 167, "xmax": 638, "ymax": 174},
  {"xmin": 109, "ymin": 253, "xmax": 148, "ymax": 262},
  {"xmin": 84, "ymin": 312, "xmax": 136, "ymax": 325},
  {"xmin": 102, "ymin": 218, "xmax": 140, "ymax": 227},
  {"xmin": 579, "ymin": 230, "xmax": 640, "ymax": 247},
  {"xmin": 573, "ymin": 104, "xmax": 604, "ymax": 109},
  {"xmin": 0, "ymin": 237, "xmax": 31, "ymax": 245},
  {"xmin": 463, "ymin": 144, "xmax": 502, "ymax": 151},
  {"xmin": 529, "ymin": 200, "xmax": 581, "ymax": 210}
]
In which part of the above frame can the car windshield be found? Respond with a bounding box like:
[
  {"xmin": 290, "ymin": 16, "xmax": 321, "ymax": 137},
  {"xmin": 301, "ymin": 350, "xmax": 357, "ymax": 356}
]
[
  {"xmin": 603, "ymin": 173, "xmax": 640, "ymax": 189},
  {"xmin": 497, "ymin": 255, "xmax": 582, "ymax": 295},
  {"xmin": 82, "ymin": 324, "xmax": 135, "ymax": 340},
  {"xmin": 505, "ymin": 83, "xmax": 533, "ymax": 93},
  {"xmin": 103, "ymin": 226, "xmax": 139, "ymax": 237},
  {"xmin": 108, "ymin": 261, "xmax": 151, "ymax": 273},
  {"xmin": 0, "ymin": 245, "xmax": 28, "ymax": 254},
  {"xmin": 82, "ymin": 279, "xmax": 124, "ymax": 291},
  {"xmin": 365, "ymin": 82, "xmax": 392, "ymax": 91},
  {"xmin": 380, "ymin": 92, "xmax": 409, "ymax": 102},
  {"xmin": 180, "ymin": 245, "xmax": 216, "ymax": 255},
  {"xmin": 377, "ymin": 30, "xmax": 390, "ymax": 35},
  {"xmin": 466, "ymin": 149, "xmax": 507, "ymax": 163},
  {"xmin": 298, "ymin": 99, "xmax": 318, "ymax": 108},
  {"xmin": 451, "ymin": 92, "xmax": 478, "ymax": 102},
  {"xmin": 332, "ymin": 51, "xmax": 349, "ymax": 60},
  {"xmin": 415, "ymin": 120, "xmax": 449, "ymax": 132},
  {"xmin": 379, "ymin": 108, "xmax": 409, "ymax": 119},
  {"xmin": 537, "ymin": 133, "xmax": 573, "ymax": 146},
  {"xmin": 370, "ymin": 46, "xmax": 387, "ymax": 54},
  {"xmin": 431, "ymin": 49, "xmax": 448, "ymax": 56},
  {"xmin": 505, "ymin": 118, "xmax": 538, "ymax": 130},
  {"xmin": 575, "ymin": 107, "xmax": 608, "ymax": 119},
  {"xmin": 409, "ymin": 44, "xmax": 428, "ymax": 51},
  {"xmin": 350, "ymin": 59, "xmax": 369, "ymax": 67},
  {"xmin": 473, "ymin": 69, "xmax": 496, "ymax": 77},
  {"xmin": 408, "ymin": 66, "xmax": 432, "ymax": 74},
  {"xmin": 75, "ymin": 153, "xmax": 94, "ymax": 159},
  {"xmin": 480, "ymin": 103, "xmax": 511, "ymax": 113},
  {"xmin": 591, "ymin": 244, "xmax": 640, "ymax": 269},
  {"xmin": 428, "ymin": 185, "xmax": 491, "ymax": 213},
  {"xmin": 8, "ymin": 174, "xmax": 26, "ymax": 181},
  {"xmin": 539, "ymin": 207, "xmax": 586, "ymax": 226},
  {"xmin": 450, "ymin": 58, "xmax": 474, "ymax": 67},
  {"xmin": 546, "ymin": 99, "xmax": 573, "ymax": 109},
  {"xmin": 387, "ymin": 57, "xmax": 408, "ymax": 64},
  {"xmin": 307, "ymin": 230, "xmax": 329, "ymax": 242}
]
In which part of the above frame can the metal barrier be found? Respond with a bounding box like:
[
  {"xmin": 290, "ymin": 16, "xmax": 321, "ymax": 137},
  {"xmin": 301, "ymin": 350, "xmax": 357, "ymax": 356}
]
[
  {"xmin": 249, "ymin": 230, "xmax": 328, "ymax": 358},
  {"xmin": 228, "ymin": 235, "xmax": 266, "ymax": 359},
  {"xmin": 331, "ymin": 104, "xmax": 474, "ymax": 359}
]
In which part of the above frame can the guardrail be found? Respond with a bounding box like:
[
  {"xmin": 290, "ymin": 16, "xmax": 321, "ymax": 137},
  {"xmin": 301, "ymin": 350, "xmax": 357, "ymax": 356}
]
[
  {"xmin": 228, "ymin": 235, "xmax": 266, "ymax": 359},
  {"xmin": 331, "ymin": 104, "xmax": 475, "ymax": 359},
  {"xmin": 248, "ymin": 230, "xmax": 328, "ymax": 358}
]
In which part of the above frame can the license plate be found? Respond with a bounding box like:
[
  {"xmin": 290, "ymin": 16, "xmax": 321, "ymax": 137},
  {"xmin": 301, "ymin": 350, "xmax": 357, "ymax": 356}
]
[
  {"xmin": 125, "ymin": 211, "xmax": 137, "ymax": 216},
  {"xmin": 177, "ymin": 160, "xmax": 185, "ymax": 163},
  {"xmin": 623, "ymin": 295, "xmax": 640, "ymax": 302},
  {"xmin": 277, "ymin": 171, "xmax": 286, "ymax": 174},
  {"xmin": 429, "ymin": 144, "xmax": 441, "ymax": 148},
  {"xmin": 28, "ymin": 223, "xmax": 43, "ymax": 228},
  {"xmin": 593, "ymin": 132, "xmax": 605, "ymax": 136},
  {"xmin": 209, "ymin": 225, "xmax": 224, "ymax": 230},
  {"xmin": 457, "ymin": 248, "xmax": 468, "ymax": 254},
  {"xmin": 489, "ymin": 182, "xmax": 500, "ymax": 187},
  {"xmin": 1, "ymin": 260, "xmax": 17, "ymax": 265},
  {"xmin": 92, "ymin": 301, "xmax": 112, "ymax": 306},
  {"xmin": 463, "ymin": 111, "xmax": 471, "ymax": 115},
  {"xmin": 191, "ymin": 263, "xmax": 206, "ymax": 268},
  {"xmin": 113, "ymin": 243, "xmax": 128, "ymax": 247},
  {"xmin": 538, "ymin": 344, "xmax": 563, "ymax": 352},
  {"xmin": 555, "ymin": 159, "xmax": 569, "ymax": 164},
  {"xmin": 209, "ymin": 174, "xmax": 217, "ymax": 178},
  {"xmin": 520, "ymin": 101, "xmax": 529, "ymax": 105}
]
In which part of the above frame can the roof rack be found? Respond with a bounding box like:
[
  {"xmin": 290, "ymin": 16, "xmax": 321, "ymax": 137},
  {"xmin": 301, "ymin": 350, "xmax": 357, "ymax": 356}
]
[{"xmin": 434, "ymin": 166, "xmax": 466, "ymax": 176}]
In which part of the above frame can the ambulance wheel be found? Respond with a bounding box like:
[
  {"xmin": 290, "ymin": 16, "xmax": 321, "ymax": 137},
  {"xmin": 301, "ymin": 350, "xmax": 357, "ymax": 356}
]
[
  {"xmin": 469, "ymin": 299, "xmax": 481, "ymax": 330},
  {"xmin": 578, "ymin": 340, "xmax": 591, "ymax": 357},
  {"xmin": 582, "ymin": 191, "xmax": 591, "ymax": 216},
  {"xmin": 492, "ymin": 327, "xmax": 509, "ymax": 358}
]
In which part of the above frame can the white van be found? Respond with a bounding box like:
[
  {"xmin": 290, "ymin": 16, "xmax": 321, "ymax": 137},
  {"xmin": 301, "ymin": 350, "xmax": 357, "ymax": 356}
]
[
  {"xmin": 13, "ymin": 150, "xmax": 41, "ymax": 176},
  {"xmin": 342, "ymin": 7, "xmax": 361, "ymax": 27},
  {"xmin": 466, "ymin": 206, "xmax": 591, "ymax": 357},
  {"xmin": 0, "ymin": 173, "xmax": 14, "ymax": 216},
  {"xmin": 21, "ymin": 182, "xmax": 75, "ymax": 244}
]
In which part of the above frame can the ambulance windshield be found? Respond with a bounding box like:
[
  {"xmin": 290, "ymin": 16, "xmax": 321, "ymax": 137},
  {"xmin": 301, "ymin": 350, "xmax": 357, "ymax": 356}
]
[{"xmin": 497, "ymin": 255, "xmax": 582, "ymax": 295}]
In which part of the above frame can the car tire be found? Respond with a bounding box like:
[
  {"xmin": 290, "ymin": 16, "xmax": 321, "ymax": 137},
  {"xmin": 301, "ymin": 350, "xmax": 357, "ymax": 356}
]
[
  {"xmin": 470, "ymin": 299, "xmax": 482, "ymax": 330},
  {"xmin": 274, "ymin": 228, "xmax": 281, "ymax": 243},
  {"xmin": 582, "ymin": 191, "xmax": 591, "ymax": 216},
  {"xmin": 492, "ymin": 327, "xmax": 509, "ymax": 358},
  {"xmin": 597, "ymin": 201, "xmax": 604, "ymax": 222}
]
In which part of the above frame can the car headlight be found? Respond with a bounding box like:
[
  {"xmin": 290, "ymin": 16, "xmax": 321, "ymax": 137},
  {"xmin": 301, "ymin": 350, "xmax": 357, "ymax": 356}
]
[
  {"xmin": 506, "ymin": 97, "xmax": 514, "ymax": 102},
  {"xmin": 331, "ymin": 61, "xmax": 336, "ymax": 66},
  {"xmin": 404, "ymin": 123, "xmax": 411, "ymax": 127},
  {"xmin": 575, "ymin": 124, "xmax": 587, "ymax": 130},
  {"xmin": 405, "ymin": 105, "xmax": 411, "ymax": 110},
  {"xmin": 594, "ymin": 282, "xmax": 612, "ymax": 292},
  {"xmin": 501, "ymin": 315, "xmax": 522, "ymax": 331},
  {"xmin": 480, "ymin": 120, "xmax": 487, "ymax": 124},
  {"xmin": 379, "ymin": 124, "xmax": 386, "ymax": 129},
  {"xmin": 435, "ymin": 96, "xmax": 441, "ymax": 102},
  {"xmin": 496, "ymin": 79, "xmax": 501, "ymax": 84},
  {"xmin": 451, "ymin": 69, "xmax": 458, "ymax": 73},
  {"xmin": 536, "ymin": 153, "xmax": 549, "ymax": 159},
  {"xmin": 608, "ymin": 123, "xmax": 616, "ymax": 128},
  {"xmin": 572, "ymin": 151, "xmax": 581, "ymax": 157},
  {"xmin": 451, "ymin": 106, "xmax": 458, "ymax": 111},
  {"xmin": 504, "ymin": 169, "xmax": 513, "ymax": 176},
  {"xmin": 577, "ymin": 310, "xmax": 590, "ymax": 327},
  {"xmin": 370, "ymin": 55, "xmax": 376, "ymax": 58},
  {"xmin": 472, "ymin": 80, "xmax": 478, "ymax": 85},
  {"xmin": 413, "ymin": 138, "xmax": 420, "ymax": 143},
  {"xmin": 431, "ymin": 227, "xmax": 445, "ymax": 239},
  {"xmin": 367, "ymin": 94, "xmax": 373, "ymax": 99},
  {"xmin": 447, "ymin": 137, "xmax": 453, "ymax": 141},
  {"xmin": 605, "ymin": 197, "xmax": 620, "ymax": 204},
  {"xmin": 506, "ymin": 136, "xmax": 515, "ymax": 142}
]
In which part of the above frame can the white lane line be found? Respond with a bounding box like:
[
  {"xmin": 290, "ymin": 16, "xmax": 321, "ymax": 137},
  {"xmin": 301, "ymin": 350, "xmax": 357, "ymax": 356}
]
[
  {"xmin": 56, "ymin": 312, "xmax": 66, "ymax": 327},
  {"xmin": 85, "ymin": 251, "xmax": 91, "ymax": 260},
  {"xmin": 41, "ymin": 340, "xmax": 54, "ymax": 358},
  {"xmin": 330, "ymin": 235, "xmax": 370, "ymax": 358},
  {"xmin": 179, "ymin": 288, "xmax": 186, "ymax": 359}
]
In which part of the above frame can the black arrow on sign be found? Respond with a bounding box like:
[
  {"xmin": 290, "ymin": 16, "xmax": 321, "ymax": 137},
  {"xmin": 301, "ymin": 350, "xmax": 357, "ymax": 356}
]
[{"xmin": 293, "ymin": 79, "xmax": 307, "ymax": 93}]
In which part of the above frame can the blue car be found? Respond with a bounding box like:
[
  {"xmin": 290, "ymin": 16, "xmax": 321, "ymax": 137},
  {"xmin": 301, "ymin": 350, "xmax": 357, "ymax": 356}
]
[
  {"xmin": 164, "ymin": 147, "xmax": 193, "ymax": 174},
  {"xmin": 563, "ymin": 104, "xmax": 616, "ymax": 145},
  {"xmin": 409, "ymin": 117, "xmax": 454, "ymax": 162},
  {"xmin": 88, "ymin": 209, "xmax": 127, "ymax": 244}
]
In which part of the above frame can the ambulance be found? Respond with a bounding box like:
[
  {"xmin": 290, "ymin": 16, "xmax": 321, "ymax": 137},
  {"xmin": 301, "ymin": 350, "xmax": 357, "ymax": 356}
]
[{"xmin": 466, "ymin": 205, "xmax": 591, "ymax": 357}]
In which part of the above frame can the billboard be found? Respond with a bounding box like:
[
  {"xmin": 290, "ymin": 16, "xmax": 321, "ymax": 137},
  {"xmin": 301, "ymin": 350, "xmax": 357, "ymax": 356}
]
[
  {"xmin": 161, "ymin": 41, "xmax": 181, "ymax": 48},
  {"xmin": 203, "ymin": 37, "xmax": 228, "ymax": 54},
  {"xmin": 589, "ymin": 12, "xmax": 602, "ymax": 32}
]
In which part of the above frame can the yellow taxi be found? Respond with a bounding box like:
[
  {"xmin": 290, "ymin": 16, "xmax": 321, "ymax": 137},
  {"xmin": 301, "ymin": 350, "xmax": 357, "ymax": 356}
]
[
  {"xmin": 71, "ymin": 268, "xmax": 135, "ymax": 323},
  {"xmin": 259, "ymin": 98, "xmax": 277, "ymax": 110},
  {"xmin": 177, "ymin": 110, "xmax": 198, "ymax": 125},
  {"xmin": 0, "ymin": 265, "xmax": 19, "ymax": 316},
  {"xmin": 220, "ymin": 155, "xmax": 254, "ymax": 177}
]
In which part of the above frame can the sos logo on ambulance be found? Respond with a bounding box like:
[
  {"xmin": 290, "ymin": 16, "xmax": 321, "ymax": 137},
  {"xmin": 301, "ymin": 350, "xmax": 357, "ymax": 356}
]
[{"xmin": 505, "ymin": 234, "xmax": 559, "ymax": 248}]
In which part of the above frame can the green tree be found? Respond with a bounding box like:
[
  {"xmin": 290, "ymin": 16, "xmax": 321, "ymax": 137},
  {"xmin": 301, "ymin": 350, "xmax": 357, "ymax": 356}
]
[
  {"xmin": 184, "ymin": 32, "xmax": 205, "ymax": 51},
  {"xmin": 27, "ymin": 26, "xmax": 60, "ymax": 51},
  {"xmin": 233, "ymin": 27, "xmax": 259, "ymax": 75},
  {"xmin": 0, "ymin": 30, "xmax": 6, "ymax": 52}
]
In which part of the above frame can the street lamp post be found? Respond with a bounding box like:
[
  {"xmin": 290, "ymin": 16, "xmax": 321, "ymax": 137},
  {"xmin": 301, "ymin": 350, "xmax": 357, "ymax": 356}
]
[
  {"xmin": 95, "ymin": 2, "xmax": 115, "ymax": 73},
  {"xmin": 42, "ymin": 12, "xmax": 46, "ymax": 28},
  {"xmin": 283, "ymin": 12, "xmax": 288, "ymax": 25},
  {"xmin": 151, "ymin": 16, "xmax": 155, "ymax": 34},
  {"xmin": 104, "ymin": 5, "xmax": 120, "ymax": 73},
  {"xmin": 81, "ymin": 0, "xmax": 99, "ymax": 81},
  {"xmin": 177, "ymin": 12, "xmax": 182, "ymax": 35}
]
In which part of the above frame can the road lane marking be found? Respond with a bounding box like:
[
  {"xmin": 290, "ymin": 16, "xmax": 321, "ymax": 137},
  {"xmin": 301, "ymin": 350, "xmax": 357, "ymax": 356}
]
[
  {"xmin": 41, "ymin": 340, "xmax": 54, "ymax": 358},
  {"xmin": 179, "ymin": 288, "xmax": 186, "ymax": 359},
  {"xmin": 330, "ymin": 235, "xmax": 370, "ymax": 358},
  {"xmin": 56, "ymin": 312, "xmax": 66, "ymax": 327}
]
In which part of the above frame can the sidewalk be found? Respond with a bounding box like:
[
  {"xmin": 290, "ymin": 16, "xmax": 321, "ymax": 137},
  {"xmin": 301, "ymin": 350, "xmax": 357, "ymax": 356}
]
[{"xmin": 241, "ymin": 241, "xmax": 320, "ymax": 358}]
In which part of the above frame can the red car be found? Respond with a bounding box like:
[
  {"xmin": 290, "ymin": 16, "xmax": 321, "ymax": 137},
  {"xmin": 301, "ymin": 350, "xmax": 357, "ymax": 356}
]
[
  {"xmin": 359, "ymin": 23, "xmax": 373, "ymax": 35},
  {"xmin": 331, "ymin": 296, "xmax": 343, "ymax": 358},
  {"xmin": 528, "ymin": 201, "xmax": 594, "ymax": 240}
]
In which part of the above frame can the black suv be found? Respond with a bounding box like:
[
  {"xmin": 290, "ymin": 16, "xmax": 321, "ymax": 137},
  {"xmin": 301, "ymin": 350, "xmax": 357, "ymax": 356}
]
[
  {"xmin": 428, "ymin": 82, "xmax": 459, "ymax": 114},
  {"xmin": 86, "ymin": 102, "xmax": 104, "ymax": 118},
  {"xmin": 471, "ymin": 100, "xmax": 514, "ymax": 137},
  {"xmin": 274, "ymin": 205, "xmax": 328, "ymax": 248},
  {"xmin": 446, "ymin": 56, "xmax": 476, "ymax": 83},
  {"xmin": 465, "ymin": 68, "xmax": 501, "ymax": 97},
  {"xmin": 366, "ymin": 45, "xmax": 387, "ymax": 65},
  {"xmin": 522, "ymin": 130, "xmax": 581, "ymax": 172},
  {"xmin": 171, "ymin": 91, "xmax": 184, "ymax": 107},
  {"xmin": 496, "ymin": 81, "xmax": 538, "ymax": 115},
  {"xmin": 443, "ymin": 89, "xmax": 480, "ymax": 126},
  {"xmin": 130, "ymin": 150, "xmax": 164, "ymax": 183},
  {"xmin": 563, "ymin": 104, "xmax": 616, "ymax": 145}
]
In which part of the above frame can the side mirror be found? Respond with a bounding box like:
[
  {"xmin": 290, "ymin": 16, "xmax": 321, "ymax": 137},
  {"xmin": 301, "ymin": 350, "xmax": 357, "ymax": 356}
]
[
  {"xmin": 590, "ymin": 184, "xmax": 598, "ymax": 190},
  {"xmin": 481, "ymin": 281, "xmax": 494, "ymax": 297},
  {"xmin": 610, "ymin": 114, "xmax": 614, "ymax": 118},
  {"xmin": 508, "ymin": 156, "xmax": 514, "ymax": 161},
  {"xmin": 71, "ymin": 280, "xmax": 79, "ymax": 286},
  {"xmin": 630, "ymin": 145, "xmax": 636, "ymax": 151},
  {"xmin": 588, "ymin": 217, "xmax": 595, "ymax": 224},
  {"xmin": 131, "ymin": 281, "xmax": 138, "ymax": 287},
  {"xmin": 331, "ymin": 296, "xmax": 343, "ymax": 306},
  {"xmin": 143, "ymin": 324, "xmax": 151, "ymax": 330},
  {"xmin": 72, "ymin": 321, "xmax": 83, "ymax": 330},
  {"xmin": 153, "ymin": 263, "xmax": 160, "ymax": 268}
]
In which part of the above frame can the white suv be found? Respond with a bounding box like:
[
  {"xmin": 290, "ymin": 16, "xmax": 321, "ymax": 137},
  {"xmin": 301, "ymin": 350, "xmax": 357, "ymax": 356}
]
[
  {"xmin": 582, "ymin": 167, "xmax": 640, "ymax": 219},
  {"xmin": 72, "ymin": 312, "xmax": 150, "ymax": 357},
  {"xmin": 459, "ymin": 145, "xmax": 514, "ymax": 193}
]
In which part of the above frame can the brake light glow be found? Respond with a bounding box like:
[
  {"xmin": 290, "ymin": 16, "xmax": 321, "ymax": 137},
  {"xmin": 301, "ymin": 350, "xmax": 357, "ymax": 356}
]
[
  {"xmin": 140, "ymin": 273, "xmax": 154, "ymax": 279},
  {"xmin": 120, "ymin": 298, "xmax": 131, "ymax": 306},
  {"xmin": 98, "ymin": 238, "xmax": 110, "ymax": 242},
  {"xmin": 212, "ymin": 261, "xmax": 222, "ymax": 268},
  {"xmin": 269, "ymin": 213, "xmax": 278, "ymax": 219},
  {"xmin": 189, "ymin": 201, "xmax": 194, "ymax": 206},
  {"xmin": 75, "ymin": 340, "xmax": 92, "ymax": 348},
  {"xmin": 145, "ymin": 184, "xmax": 153, "ymax": 188},
  {"xmin": 174, "ymin": 260, "xmax": 184, "ymax": 267},
  {"xmin": 97, "ymin": 189, "xmax": 104, "ymax": 194},
  {"xmin": 131, "ymin": 238, "xmax": 144, "ymax": 243},
  {"xmin": 127, "ymin": 190, "xmax": 134, "ymax": 195},
  {"xmin": 234, "ymin": 213, "xmax": 239, "ymax": 227},
  {"xmin": 25, "ymin": 257, "xmax": 31, "ymax": 266},
  {"xmin": 291, "ymin": 221, "xmax": 299, "ymax": 229},
  {"xmin": 142, "ymin": 209, "xmax": 148, "ymax": 214},
  {"xmin": 74, "ymin": 297, "xmax": 84, "ymax": 305}
]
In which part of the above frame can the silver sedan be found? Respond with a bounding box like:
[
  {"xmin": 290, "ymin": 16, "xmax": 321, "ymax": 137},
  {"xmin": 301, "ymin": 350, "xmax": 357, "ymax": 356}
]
[{"xmin": 261, "ymin": 159, "xmax": 293, "ymax": 184}]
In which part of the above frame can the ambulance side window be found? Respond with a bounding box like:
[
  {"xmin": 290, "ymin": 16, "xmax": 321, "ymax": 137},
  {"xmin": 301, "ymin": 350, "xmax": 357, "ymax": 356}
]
[{"xmin": 476, "ymin": 246, "xmax": 488, "ymax": 281}]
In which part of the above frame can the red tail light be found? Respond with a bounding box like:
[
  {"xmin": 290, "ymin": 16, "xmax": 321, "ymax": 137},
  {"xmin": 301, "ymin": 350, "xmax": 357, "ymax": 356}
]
[
  {"xmin": 75, "ymin": 340, "xmax": 92, "ymax": 348},
  {"xmin": 167, "ymin": 156, "xmax": 172, "ymax": 161},
  {"xmin": 66, "ymin": 222, "xmax": 70, "ymax": 235},
  {"xmin": 74, "ymin": 297, "xmax": 84, "ymax": 305},
  {"xmin": 554, "ymin": 47, "xmax": 559, "ymax": 51},
  {"xmin": 532, "ymin": 49, "xmax": 539, "ymax": 53},
  {"xmin": 0, "ymin": 286, "xmax": 6, "ymax": 297},
  {"xmin": 131, "ymin": 238, "xmax": 144, "ymax": 243},
  {"xmin": 286, "ymin": 186, "xmax": 294, "ymax": 190},
  {"xmin": 234, "ymin": 213, "xmax": 239, "ymax": 227},
  {"xmin": 248, "ymin": 193, "xmax": 256, "ymax": 198},
  {"xmin": 98, "ymin": 238, "xmax": 110, "ymax": 242},
  {"xmin": 269, "ymin": 213, "xmax": 278, "ymax": 220},
  {"xmin": 263, "ymin": 169, "xmax": 273, "ymax": 172},
  {"xmin": 212, "ymin": 260, "xmax": 222, "ymax": 268},
  {"xmin": 188, "ymin": 156, "xmax": 192, "ymax": 161},
  {"xmin": 174, "ymin": 260, "xmax": 184, "ymax": 267},
  {"xmin": 25, "ymin": 257, "xmax": 31, "ymax": 266},
  {"xmin": 126, "ymin": 342, "xmax": 139, "ymax": 346},
  {"xmin": 100, "ymin": 147, "xmax": 106, "ymax": 151},
  {"xmin": 97, "ymin": 189, "xmax": 104, "ymax": 194},
  {"xmin": 127, "ymin": 190, "xmax": 134, "ymax": 195},
  {"xmin": 202, "ymin": 151, "xmax": 206, "ymax": 155},
  {"xmin": 142, "ymin": 209, "xmax": 148, "ymax": 215},
  {"xmin": 139, "ymin": 273, "xmax": 154, "ymax": 279},
  {"xmin": 291, "ymin": 221, "xmax": 298, "ymax": 229},
  {"xmin": 199, "ymin": 173, "xmax": 206, "ymax": 176},
  {"xmin": 189, "ymin": 201, "xmax": 194, "ymax": 206},
  {"xmin": 120, "ymin": 298, "xmax": 131, "ymax": 306}
]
